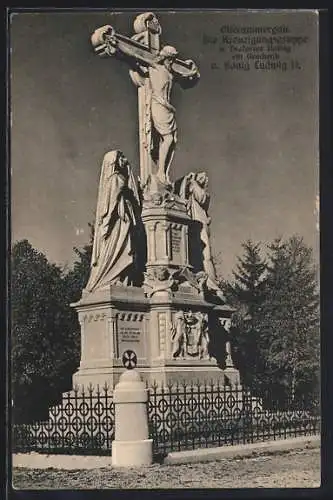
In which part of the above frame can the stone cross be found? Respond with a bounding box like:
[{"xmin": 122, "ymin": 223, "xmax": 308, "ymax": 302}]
[{"xmin": 91, "ymin": 12, "xmax": 200, "ymax": 188}]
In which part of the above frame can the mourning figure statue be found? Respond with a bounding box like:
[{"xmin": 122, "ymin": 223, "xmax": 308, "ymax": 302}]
[
  {"xmin": 176, "ymin": 171, "xmax": 225, "ymax": 302},
  {"xmin": 85, "ymin": 150, "xmax": 143, "ymax": 292}
]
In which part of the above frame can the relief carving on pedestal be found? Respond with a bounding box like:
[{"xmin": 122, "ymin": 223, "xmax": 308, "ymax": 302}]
[{"xmin": 171, "ymin": 310, "xmax": 210, "ymax": 360}]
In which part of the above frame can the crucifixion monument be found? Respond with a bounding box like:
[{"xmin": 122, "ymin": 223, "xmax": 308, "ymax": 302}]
[{"xmin": 69, "ymin": 12, "xmax": 240, "ymax": 390}]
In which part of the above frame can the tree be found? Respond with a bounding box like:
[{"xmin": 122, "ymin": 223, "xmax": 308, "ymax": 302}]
[
  {"xmin": 221, "ymin": 240, "xmax": 267, "ymax": 388},
  {"xmin": 11, "ymin": 240, "xmax": 81, "ymax": 423},
  {"xmin": 60, "ymin": 224, "xmax": 94, "ymax": 372},
  {"xmin": 257, "ymin": 236, "xmax": 320, "ymax": 404},
  {"xmin": 63, "ymin": 222, "xmax": 94, "ymax": 302}
]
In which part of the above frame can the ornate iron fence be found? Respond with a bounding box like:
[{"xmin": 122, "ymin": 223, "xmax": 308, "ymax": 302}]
[
  {"xmin": 12, "ymin": 381, "xmax": 320, "ymax": 456},
  {"xmin": 12, "ymin": 385, "xmax": 115, "ymax": 455},
  {"xmin": 147, "ymin": 382, "xmax": 320, "ymax": 456}
]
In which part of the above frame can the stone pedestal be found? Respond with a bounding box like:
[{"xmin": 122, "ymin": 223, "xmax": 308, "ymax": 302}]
[
  {"xmin": 71, "ymin": 284, "xmax": 236, "ymax": 389},
  {"xmin": 71, "ymin": 188, "xmax": 240, "ymax": 391},
  {"xmin": 141, "ymin": 191, "xmax": 190, "ymax": 270}
]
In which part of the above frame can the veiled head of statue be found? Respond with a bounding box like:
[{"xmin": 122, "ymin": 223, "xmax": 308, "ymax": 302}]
[
  {"xmin": 116, "ymin": 152, "xmax": 129, "ymax": 175},
  {"xmin": 102, "ymin": 150, "xmax": 128, "ymax": 177}
]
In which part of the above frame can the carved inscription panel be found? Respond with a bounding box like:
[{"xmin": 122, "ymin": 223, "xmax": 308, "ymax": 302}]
[
  {"xmin": 117, "ymin": 312, "xmax": 145, "ymax": 360},
  {"xmin": 171, "ymin": 225, "xmax": 183, "ymax": 262}
]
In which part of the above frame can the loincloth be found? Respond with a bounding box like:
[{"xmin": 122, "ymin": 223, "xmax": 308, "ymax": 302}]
[{"xmin": 151, "ymin": 95, "xmax": 177, "ymax": 136}]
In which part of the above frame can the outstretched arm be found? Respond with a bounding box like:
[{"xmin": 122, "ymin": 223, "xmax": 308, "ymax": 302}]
[
  {"xmin": 91, "ymin": 25, "xmax": 156, "ymax": 68},
  {"xmin": 91, "ymin": 25, "xmax": 200, "ymax": 82},
  {"xmin": 172, "ymin": 59, "xmax": 200, "ymax": 88}
]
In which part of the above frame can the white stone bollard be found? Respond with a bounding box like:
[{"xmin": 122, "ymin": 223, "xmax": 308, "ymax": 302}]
[{"xmin": 112, "ymin": 369, "xmax": 153, "ymax": 467}]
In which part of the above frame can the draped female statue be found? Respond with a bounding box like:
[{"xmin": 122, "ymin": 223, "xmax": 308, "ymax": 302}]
[
  {"xmin": 85, "ymin": 150, "xmax": 143, "ymax": 292},
  {"xmin": 176, "ymin": 171, "xmax": 225, "ymax": 302}
]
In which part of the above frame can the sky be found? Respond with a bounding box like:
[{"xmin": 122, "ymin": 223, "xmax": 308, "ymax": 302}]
[{"xmin": 10, "ymin": 10, "xmax": 319, "ymax": 279}]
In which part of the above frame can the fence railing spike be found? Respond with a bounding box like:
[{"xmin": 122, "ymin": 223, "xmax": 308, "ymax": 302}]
[
  {"xmin": 152, "ymin": 379, "xmax": 158, "ymax": 389},
  {"xmin": 166, "ymin": 380, "xmax": 173, "ymax": 390}
]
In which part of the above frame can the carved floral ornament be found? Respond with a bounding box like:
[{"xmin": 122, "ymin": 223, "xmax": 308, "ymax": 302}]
[
  {"xmin": 117, "ymin": 312, "xmax": 145, "ymax": 322},
  {"xmin": 82, "ymin": 311, "xmax": 145, "ymax": 323},
  {"xmin": 83, "ymin": 312, "xmax": 107, "ymax": 323},
  {"xmin": 91, "ymin": 25, "xmax": 117, "ymax": 57},
  {"xmin": 133, "ymin": 12, "xmax": 162, "ymax": 35}
]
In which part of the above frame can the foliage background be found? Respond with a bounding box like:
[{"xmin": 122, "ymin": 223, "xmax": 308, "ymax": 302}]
[{"xmin": 11, "ymin": 231, "xmax": 319, "ymax": 422}]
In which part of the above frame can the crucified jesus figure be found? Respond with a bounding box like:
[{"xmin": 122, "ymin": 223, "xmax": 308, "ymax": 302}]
[
  {"xmin": 91, "ymin": 15, "xmax": 200, "ymax": 187},
  {"xmin": 148, "ymin": 45, "xmax": 178, "ymax": 184}
]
